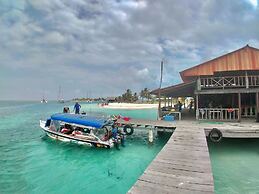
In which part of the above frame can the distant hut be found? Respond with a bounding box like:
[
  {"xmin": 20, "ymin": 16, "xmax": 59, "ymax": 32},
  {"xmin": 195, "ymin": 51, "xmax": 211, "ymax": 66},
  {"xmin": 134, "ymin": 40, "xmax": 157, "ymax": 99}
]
[
  {"xmin": 105, "ymin": 97, "xmax": 117, "ymax": 103},
  {"xmin": 152, "ymin": 45, "xmax": 259, "ymax": 122}
]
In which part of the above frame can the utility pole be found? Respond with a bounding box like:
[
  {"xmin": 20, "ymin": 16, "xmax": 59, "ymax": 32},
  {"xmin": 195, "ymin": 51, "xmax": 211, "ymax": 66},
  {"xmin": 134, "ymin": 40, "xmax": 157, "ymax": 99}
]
[{"xmin": 158, "ymin": 60, "xmax": 163, "ymax": 120}]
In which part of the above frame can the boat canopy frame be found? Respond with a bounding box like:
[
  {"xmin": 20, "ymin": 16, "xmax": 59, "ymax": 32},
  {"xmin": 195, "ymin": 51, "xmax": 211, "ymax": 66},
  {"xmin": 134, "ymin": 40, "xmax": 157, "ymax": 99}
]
[{"xmin": 50, "ymin": 113, "xmax": 112, "ymax": 129}]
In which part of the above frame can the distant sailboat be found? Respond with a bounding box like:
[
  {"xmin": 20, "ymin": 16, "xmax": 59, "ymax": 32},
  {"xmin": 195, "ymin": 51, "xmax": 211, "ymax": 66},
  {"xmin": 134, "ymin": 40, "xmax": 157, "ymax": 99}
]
[
  {"xmin": 41, "ymin": 99, "xmax": 48, "ymax": 103},
  {"xmin": 41, "ymin": 91, "xmax": 48, "ymax": 103},
  {"xmin": 58, "ymin": 86, "xmax": 65, "ymax": 103}
]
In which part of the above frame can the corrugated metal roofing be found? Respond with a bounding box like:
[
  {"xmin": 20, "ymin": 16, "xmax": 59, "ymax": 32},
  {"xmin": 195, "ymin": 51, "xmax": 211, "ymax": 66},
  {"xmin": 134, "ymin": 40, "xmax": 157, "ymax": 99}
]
[{"xmin": 180, "ymin": 45, "xmax": 259, "ymax": 82}]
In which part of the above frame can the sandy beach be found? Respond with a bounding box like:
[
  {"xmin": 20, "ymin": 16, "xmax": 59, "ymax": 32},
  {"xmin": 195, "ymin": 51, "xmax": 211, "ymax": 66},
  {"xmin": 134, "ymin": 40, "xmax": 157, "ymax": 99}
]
[{"xmin": 99, "ymin": 102, "xmax": 158, "ymax": 109}]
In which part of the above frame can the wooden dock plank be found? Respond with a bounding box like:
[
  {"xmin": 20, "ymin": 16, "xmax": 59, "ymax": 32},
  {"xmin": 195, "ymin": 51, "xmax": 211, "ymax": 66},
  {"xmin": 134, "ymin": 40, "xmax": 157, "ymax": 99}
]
[
  {"xmin": 128, "ymin": 126, "xmax": 214, "ymax": 194},
  {"xmin": 139, "ymin": 173, "xmax": 214, "ymax": 192},
  {"xmin": 128, "ymin": 180, "xmax": 213, "ymax": 194}
]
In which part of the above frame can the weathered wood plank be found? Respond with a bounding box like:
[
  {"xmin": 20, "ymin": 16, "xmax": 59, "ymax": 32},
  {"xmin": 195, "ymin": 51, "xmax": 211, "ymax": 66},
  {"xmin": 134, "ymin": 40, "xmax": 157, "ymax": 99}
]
[
  {"xmin": 150, "ymin": 160, "xmax": 212, "ymax": 173},
  {"xmin": 128, "ymin": 180, "xmax": 213, "ymax": 194},
  {"xmin": 145, "ymin": 170, "xmax": 214, "ymax": 185},
  {"xmin": 128, "ymin": 126, "xmax": 214, "ymax": 194},
  {"xmin": 139, "ymin": 174, "xmax": 214, "ymax": 192}
]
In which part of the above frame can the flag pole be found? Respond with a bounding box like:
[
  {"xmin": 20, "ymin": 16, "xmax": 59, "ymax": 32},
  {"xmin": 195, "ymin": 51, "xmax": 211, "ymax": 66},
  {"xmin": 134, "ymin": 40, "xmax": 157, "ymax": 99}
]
[{"xmin": 158, "ymin": 60, "xmax": 163, "ymax": 120}]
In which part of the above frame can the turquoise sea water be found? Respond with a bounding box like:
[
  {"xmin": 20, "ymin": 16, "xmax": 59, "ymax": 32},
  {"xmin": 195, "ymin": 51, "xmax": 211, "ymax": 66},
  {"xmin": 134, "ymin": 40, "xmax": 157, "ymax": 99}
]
[
  {"xmin": 2, "ymin": 101, "xmax": 259, "ymax": 194},
  {"xmin": 208, "ymin": 139, "xmax": 259, "ymax": 194},
  {"xmin": 0, "ymin": 101, "xmax": 170, "ymax": 194}
]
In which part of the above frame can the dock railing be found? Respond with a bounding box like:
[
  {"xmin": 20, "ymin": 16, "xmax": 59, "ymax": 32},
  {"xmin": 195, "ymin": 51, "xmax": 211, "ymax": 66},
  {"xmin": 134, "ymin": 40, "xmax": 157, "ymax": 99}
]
[
  {"xmin": 199, "ymin": 75, "xmax": 259, "ymax": 89},
  {"xmin": 198, "ymin": 108, "xmax": 239, "ymax": 121}
]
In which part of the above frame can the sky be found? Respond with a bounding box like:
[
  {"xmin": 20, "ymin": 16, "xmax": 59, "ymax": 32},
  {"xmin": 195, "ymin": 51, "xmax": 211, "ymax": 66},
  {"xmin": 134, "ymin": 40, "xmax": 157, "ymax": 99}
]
[{"xmin": 0, "ymin": 0, "xmax": 259, "ymax": 100}]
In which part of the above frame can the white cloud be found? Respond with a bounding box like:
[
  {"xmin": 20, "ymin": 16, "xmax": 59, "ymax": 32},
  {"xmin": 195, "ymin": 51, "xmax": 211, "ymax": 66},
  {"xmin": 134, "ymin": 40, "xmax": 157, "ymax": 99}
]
[
  {"xmin": 248, "ymin": 0, "xmax": 258, "ymax": 7},
  {"xmin": 119, "ymin": 0, "xmax": 147, "ymax": 9},
  {"xmin": 137, "ymin": 68, "xmax": 149, "ymax": 77},
  {"xmin": 44, "ymin": 31, "xmax": 66, "ymax": 44},
  {"xmin": 1, "ymin": 0, "xmax": 259, "ymax": 100}
]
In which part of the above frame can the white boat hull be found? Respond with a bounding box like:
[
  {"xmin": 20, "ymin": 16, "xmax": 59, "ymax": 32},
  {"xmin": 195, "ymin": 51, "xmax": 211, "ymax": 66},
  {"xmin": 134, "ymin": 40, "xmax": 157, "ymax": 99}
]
[{"xmin": 39, "ymin": 120, "xmax": 113, "ymax": 148}]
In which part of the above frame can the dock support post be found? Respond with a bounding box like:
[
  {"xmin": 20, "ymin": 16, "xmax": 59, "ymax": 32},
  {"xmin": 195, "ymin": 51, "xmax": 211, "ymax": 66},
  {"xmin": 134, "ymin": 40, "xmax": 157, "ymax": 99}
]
[
  {"xmin": 238, "ymin": 93, "xmax": 241, "ymax": 122},
  {"xmin": 148, "ymin": 128, "xmax": 153, "ymax": 143},
  {"xmin": 154, "ymin": 127, "xmax": 158, "ymax": 138},
  {"xmin": 196, "ymin": 94, "xmax": 199, "ymax": 120},
  {"xmin": 256, "ymin": 92, "xmax": 259, "ymax": 115}
]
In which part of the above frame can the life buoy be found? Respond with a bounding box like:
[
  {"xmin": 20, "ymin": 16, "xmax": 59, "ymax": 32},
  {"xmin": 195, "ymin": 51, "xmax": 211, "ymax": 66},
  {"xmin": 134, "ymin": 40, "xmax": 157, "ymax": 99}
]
[
  {"xmin": 209, "ymin": 128, "xmax": 223, "ymax": 143},
  {"xmin": 123, "ymin": 125, "xmax": 134, "ymax": 135}
]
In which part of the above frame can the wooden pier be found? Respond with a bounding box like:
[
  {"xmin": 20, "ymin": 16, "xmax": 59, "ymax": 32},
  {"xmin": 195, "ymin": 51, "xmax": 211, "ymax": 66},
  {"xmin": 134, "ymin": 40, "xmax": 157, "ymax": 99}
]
[
  {"xmin": 118, "ymin": 118, "xmax": 259, "ymax": 194},
  {"xmin": 118, "ymin": 118, "xmax": 259, "ymax": 138},
  {"xmin": 128, "ymin": 125, "xmax": 214, "ymax": 194},
  {"xmin": 118, "ymin": 118, "xmax": 176, "ymax": 131}
]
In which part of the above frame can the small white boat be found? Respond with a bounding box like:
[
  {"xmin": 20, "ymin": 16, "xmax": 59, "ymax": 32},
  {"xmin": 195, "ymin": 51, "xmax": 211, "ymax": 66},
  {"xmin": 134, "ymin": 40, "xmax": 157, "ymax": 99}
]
[
  {"xmin": 41, "ymin": 99, "xmax": 48, "ymax": 103},
  {"xmin": 57, "ymin": 86, "xmax": 65, "ymax": 103},
  {"xmin": 40, "ymin": 113, "xmax": 124, "ymax": 148},
  {"xmin": 58, "ymin": 99, "xmax": 64, "ymax": 103}
]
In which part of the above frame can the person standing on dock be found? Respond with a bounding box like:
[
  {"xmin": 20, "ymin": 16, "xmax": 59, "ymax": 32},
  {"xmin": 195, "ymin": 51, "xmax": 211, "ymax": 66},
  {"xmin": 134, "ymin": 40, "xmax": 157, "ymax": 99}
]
[
  {"xmin": 73, "ymin": 102, "xmax": 81, "ymax": 114},
  {"xmin": 189, "ymin": 100, "xmax": 194, "ymax": 112},
  {"xmin": 178, "ymin": 101, "xmax": 182, "ymax": 112}
]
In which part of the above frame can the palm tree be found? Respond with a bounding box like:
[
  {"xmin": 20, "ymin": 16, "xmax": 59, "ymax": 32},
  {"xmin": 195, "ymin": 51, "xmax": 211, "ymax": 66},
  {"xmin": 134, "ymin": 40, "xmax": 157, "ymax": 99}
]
[
  {"xmin": 123, "ymin": 89, "xmax": 133, "ymax": 102},
  {"xmin": 143, "ymin": 88, "xmax": 151, "ymax": 101},
  {"xmin": 133, "ymin": 92, "xmax": 138, "ymax": 102},
  {"xmin": 140, "ymin": 89, "xmax": 145, "ymax": 102}
]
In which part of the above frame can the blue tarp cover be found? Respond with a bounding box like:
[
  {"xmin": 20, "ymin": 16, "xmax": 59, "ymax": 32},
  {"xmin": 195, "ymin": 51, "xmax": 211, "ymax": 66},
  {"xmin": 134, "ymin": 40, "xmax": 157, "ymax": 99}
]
[{"xmin": 51, "ymin": 113, "xmax": 107, "ymax": 128}]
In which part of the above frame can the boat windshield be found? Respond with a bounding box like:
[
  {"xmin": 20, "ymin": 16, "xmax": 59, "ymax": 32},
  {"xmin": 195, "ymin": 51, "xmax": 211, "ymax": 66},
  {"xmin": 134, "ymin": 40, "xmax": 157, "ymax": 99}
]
[
  {"xmin": 92, "ymin": 127, "xmax": 107, "ymax": 139},
  {"xmin": 50, "ymin": 120, "xmax": 60, "ymax": 131}
]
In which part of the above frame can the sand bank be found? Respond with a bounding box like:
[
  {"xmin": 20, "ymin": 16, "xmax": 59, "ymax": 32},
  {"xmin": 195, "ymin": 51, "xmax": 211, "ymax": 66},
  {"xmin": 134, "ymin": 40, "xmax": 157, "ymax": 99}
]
[{"xmin": 99, "ymin": 103, "xmax": 158, "ymax": 109}]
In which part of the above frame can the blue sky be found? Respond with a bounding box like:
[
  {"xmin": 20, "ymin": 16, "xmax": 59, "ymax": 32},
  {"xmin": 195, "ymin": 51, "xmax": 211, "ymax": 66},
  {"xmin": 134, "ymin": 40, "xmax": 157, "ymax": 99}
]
[{"xmin": 1, "ymin": 0, "xmax": 259, "ymax": 100}]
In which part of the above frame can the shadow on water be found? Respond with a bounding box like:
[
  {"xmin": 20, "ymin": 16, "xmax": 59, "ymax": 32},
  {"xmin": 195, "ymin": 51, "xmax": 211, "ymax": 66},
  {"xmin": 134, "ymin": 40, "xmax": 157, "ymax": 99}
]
[{"xmin": 207, "ymin": 138, "xmax": 259, "ymax": 194}]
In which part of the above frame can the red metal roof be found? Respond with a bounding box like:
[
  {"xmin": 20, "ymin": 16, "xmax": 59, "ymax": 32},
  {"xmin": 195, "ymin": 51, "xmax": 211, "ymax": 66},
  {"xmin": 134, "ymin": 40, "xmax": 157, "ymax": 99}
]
[{"xmin": 180, "ymin": 45, "xmax": 259, "ymax": 82}]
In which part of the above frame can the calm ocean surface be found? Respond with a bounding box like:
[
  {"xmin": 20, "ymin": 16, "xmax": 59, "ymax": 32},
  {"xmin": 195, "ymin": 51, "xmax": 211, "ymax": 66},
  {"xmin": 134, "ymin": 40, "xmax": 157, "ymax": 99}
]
[
  {"xmin": 1, "ymin": 101, "xmax": 259, "ymax": 194},
  {"xmin": 0, "ymin": 101, "xmax": 169, "ymax": 194}
]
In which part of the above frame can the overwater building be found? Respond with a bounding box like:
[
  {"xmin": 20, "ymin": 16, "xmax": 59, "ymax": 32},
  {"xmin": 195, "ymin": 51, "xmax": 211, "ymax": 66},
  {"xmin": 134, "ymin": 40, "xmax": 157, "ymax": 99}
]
[{"xmin": 153, "ymin": 45, "xmax": 259, "ymax": 121}]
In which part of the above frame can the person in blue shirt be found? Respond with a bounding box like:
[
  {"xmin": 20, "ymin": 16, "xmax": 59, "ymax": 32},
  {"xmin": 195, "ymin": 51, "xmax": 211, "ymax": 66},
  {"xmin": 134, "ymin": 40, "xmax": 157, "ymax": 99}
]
[
  {"xmin": 112, "ymin": 124, "xmax": 120, "ymax": 149},
  {"xmin": 73, "ymin": 102, "xmax": 81, "ymax": 114},
  {"xmin": 112, "ymin": 125, "xmax": 118, "ymax": 139},
  {"xmin": 118, "ymin": 128, "xmax": 125, "ymax": 147}
]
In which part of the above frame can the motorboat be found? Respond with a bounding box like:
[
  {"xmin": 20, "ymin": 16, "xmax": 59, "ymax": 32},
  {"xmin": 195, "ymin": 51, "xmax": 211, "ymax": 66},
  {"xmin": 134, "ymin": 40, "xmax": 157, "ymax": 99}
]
[{"xmin": 40, "ymin": 113, "xmax": 122, "ymax": 148}]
